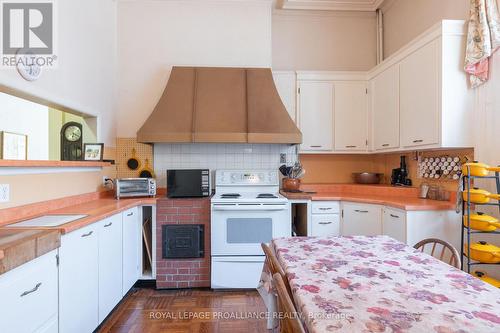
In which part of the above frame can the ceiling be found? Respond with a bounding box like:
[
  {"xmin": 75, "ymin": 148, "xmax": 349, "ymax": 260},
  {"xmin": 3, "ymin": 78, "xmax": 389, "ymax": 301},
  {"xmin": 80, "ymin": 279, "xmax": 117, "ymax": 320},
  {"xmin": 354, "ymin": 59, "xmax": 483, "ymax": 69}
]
[{"xmin": 277, "ymin": 0, "xmax": 385, "ymax": 11}]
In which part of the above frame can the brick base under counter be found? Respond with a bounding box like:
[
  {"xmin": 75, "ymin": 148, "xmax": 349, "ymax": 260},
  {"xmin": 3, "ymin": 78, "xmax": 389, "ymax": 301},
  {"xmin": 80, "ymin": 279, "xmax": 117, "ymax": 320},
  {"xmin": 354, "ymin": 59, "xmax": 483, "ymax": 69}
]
[{"xmin": 156, "ymin": 197, "xmax": 211, "ymax": 289}]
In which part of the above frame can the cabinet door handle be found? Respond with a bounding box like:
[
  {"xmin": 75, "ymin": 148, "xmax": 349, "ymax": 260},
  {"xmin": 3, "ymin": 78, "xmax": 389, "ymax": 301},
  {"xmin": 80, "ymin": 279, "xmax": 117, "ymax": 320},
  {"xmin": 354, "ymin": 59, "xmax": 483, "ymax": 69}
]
[
  {"xmin": 104, "ymin": 222, "xmax": 113, "ymax": 227},
  {"xmin": 390, "ymin": 214, "xmax": 400, "ymax": 218},
  {"xmin": 345, "ymin": 145, "xmax": 357, "ymax": 148},
  {"xmin": 20, "ymin": 282, "xmax": 42, "ymax": 297},
  {"xmin": 382, "ymin": 143, "xmax": 390, "ymax": 147},
  {"xmin": 354, "ymin": 209, "xmax": 369, "ymax": 213},
  {"xmin": 310, "ymin": 145, "xmax": 322, "ymax": 148},
  {"xmin": 413, "ymin": 139, "xmax": 423, "ymax": 143},
  {"xmin": 127, "ymin": 212, "xmax": 134, "ymax": 216},
  {"xmin": 318, "ymin": 207, "xmax": 332, "ymax": 210},
  {"xmin": 318, "ymin": 222, "xmax": 333, "ymax": 225},
  {"xmin": 81, "ymin": 231, "xmax": 93, "ymax": 238}
]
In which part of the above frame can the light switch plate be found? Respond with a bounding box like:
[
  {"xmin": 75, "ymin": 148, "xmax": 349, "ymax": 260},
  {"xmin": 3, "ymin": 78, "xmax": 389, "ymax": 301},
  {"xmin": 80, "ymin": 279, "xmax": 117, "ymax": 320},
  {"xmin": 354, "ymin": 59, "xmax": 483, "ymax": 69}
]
[
  {"xmin": 0, "ymin": 184, "xmax": 9, "ymax": 203},
  {"xmin": 280, "ymin": 153, "xmax": 287, "ymax": 164}
]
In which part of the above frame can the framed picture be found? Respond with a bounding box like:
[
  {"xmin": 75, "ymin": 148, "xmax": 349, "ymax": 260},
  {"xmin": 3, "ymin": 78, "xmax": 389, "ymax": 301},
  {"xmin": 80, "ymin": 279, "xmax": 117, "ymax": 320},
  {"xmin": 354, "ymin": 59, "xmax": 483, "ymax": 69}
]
[
  {"xmin": 83, "ymin": 143, "xmax": 104, "ymax": 161},
  {"xmin": 0, "ymin": 131, "xmax": 28, "ymax": 160}
]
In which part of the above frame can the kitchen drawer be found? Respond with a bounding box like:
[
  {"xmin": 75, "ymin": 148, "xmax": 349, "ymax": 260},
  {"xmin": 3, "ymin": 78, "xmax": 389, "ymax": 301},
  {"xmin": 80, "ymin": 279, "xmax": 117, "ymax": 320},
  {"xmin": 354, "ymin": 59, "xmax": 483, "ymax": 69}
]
[
  {"xmin": 311, "ymin": 214, "xmax": 340, "ymax": 237},
  {"xmin": 0, "ymin": 250, "xmax": 58, "ymax": 333},
  {"xmin": 311, "ymin": 201, "xmax": 340, "ymax": 214}
]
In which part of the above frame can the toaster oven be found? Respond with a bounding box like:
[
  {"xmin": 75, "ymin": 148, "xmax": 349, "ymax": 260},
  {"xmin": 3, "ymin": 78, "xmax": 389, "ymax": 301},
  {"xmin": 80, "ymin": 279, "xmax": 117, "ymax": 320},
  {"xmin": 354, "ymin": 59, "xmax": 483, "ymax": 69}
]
[{"xmin": 115, "ymin": 178, "xmax": 156, "ymax": 199}]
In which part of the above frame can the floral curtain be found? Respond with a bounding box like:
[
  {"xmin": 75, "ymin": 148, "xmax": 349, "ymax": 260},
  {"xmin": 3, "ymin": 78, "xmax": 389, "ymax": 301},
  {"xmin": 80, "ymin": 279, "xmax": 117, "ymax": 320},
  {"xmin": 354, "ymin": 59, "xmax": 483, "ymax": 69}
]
[{"xmin": 465, "ymin": 0, "xmax": 500, "ymax": 87}]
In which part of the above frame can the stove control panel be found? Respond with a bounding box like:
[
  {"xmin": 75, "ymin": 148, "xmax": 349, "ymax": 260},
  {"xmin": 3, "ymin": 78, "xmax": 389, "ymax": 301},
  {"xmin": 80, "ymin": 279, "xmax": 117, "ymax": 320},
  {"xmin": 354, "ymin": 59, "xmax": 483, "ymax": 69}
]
[{"xmin": 216, "ymin": 170, "xmax": 278, "ymax": 186}]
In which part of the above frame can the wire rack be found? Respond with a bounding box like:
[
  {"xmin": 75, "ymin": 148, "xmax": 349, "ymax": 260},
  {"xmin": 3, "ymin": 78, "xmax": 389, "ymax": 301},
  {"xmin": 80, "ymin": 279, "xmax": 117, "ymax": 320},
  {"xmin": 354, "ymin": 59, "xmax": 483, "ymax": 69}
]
[{"xmin": 461, "ymin": 166, "xmax": 500, "ymax": 273}]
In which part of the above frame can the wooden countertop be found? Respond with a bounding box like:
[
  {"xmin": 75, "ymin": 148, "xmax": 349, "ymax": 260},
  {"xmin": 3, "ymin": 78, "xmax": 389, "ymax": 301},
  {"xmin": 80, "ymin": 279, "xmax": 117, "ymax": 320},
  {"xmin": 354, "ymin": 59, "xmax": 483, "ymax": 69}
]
[
  {"xmin": 281, "ymin": 184, "xmax": 456, "ymax": 211},
  {"xmin": 0, "ymin": 229, "xmax": 60, "ymax": 274}
]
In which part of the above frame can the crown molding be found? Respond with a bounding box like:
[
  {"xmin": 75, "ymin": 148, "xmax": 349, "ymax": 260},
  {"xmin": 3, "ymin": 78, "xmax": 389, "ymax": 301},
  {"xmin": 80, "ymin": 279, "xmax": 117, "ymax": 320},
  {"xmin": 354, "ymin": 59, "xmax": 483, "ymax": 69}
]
[{"xmin": 278, "ymin": 0, "xmax": 385, "ymax": 11}]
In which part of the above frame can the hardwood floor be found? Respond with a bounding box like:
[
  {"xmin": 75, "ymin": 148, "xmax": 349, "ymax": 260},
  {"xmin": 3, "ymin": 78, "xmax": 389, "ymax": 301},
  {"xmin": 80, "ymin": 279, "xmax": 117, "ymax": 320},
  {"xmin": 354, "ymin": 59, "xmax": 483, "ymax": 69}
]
[{"xmin": 98, "ymin": 287, "xmax": 269, "ymax": 333}]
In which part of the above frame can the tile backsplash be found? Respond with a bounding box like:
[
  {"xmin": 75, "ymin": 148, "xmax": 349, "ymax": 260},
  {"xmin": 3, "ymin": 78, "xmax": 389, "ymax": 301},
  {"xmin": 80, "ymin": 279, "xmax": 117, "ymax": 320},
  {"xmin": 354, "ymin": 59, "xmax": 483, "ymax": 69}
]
[{"xmin": 153, "ymin": 143, "xmax": 298, "ymax": 187}]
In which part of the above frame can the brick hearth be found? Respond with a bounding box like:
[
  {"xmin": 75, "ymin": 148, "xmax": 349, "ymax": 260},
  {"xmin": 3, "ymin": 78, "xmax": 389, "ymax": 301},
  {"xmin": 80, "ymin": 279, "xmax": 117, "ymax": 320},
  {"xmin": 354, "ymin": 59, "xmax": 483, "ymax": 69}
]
[{"xmin": 156, "ymin": 197, "xmax": 211, "ymax": 289}]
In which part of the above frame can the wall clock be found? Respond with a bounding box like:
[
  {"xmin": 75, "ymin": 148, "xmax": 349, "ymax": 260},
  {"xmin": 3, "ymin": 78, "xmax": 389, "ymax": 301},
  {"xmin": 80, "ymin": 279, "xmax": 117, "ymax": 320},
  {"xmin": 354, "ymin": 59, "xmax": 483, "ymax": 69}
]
[
  {"xmin": 61, "ymin": 122, "xmax": 83, "ymax": 161},
  {"xmin": 16, "ymin": 51, "xmax": 42, "ymax": 81}
]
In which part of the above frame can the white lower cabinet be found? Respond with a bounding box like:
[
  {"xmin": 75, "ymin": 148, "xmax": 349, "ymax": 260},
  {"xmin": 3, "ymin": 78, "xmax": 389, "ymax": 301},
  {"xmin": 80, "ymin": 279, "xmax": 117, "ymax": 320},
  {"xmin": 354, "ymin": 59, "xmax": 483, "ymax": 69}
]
[
  {"xmin": 341, "ymin": 202, "xmax": 382, "ymax": 236},
  {"xmin": 98, "ymin": 214, "xmax": 123, "ymax": 323},
  {"xmin": 59, "ymin": 223, "xmax": 99, "ymax": 333},
  {"xmin": 122, "ymin": 207, "xmax": 141, "ymax": 296},
  {"xmin": 0, "ymin": 250, "xmax": 58, "ymax": 333},
  {"xmin": 311, "ymin": 214, "xmax": 340, "ymax": 237},
  {"xmin": 382, "ymin": 207, "xmax": 407, "ymax": 243}
]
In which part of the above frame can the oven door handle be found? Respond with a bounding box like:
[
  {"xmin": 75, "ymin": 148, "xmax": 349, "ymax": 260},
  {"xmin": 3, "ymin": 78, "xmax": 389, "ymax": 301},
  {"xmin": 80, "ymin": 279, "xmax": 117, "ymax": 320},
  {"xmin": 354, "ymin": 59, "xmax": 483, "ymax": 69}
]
[{"xmin": 212, "ymin": 204, "xmax": 287, "ymax": 211}]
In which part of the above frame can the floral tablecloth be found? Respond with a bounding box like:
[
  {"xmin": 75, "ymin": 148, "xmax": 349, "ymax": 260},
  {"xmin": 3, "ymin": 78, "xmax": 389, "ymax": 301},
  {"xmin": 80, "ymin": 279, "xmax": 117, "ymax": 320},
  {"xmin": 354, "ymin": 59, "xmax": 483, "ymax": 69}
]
[{"xmin": 271, "ymin": 235, "xmax": 500, "ymax": 333}]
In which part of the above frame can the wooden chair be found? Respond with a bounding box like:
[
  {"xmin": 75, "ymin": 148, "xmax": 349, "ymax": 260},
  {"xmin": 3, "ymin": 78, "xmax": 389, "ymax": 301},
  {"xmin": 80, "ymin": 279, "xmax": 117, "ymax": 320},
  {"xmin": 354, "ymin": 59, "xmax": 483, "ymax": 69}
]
[
  {"xmin": 273, "ymin": 273, "xmax": 306, "ymax": 333},
  {"xmin": 413, "ymin": 238, "xmax": 461, "ymax": 268},
  {"xmin": 261, "ymin": 243, "xmax": 294, "ymax": 300}
]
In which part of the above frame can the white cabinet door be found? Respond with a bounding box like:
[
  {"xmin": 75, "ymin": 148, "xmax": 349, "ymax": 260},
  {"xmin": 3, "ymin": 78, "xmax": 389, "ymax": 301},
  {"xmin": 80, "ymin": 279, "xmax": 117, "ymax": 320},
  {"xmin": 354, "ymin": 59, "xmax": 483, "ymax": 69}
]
[
  {"xmin": 400, "ymin": 40, "xmax": 440, "ymax": 147},
  {"xmin": 122, "ymin": 207, "xmax": 140, "ymax": 295},
  {"xmin": 311, "ymin": 214, "xmax": 340, "ymax": 237},
  {"xmin": 382, "ymin": 207, "xmax": 407, "ymax": 243},
  {"xmin": 273, "ymin": 71, "xmax": 296, "ymax": 122},
  {"xmin": 342, "ymin": 202, "xmax": 382, "ymax": 236},
  {"xmin": 59, "ymin": 224, "xmax": 99, "ymax": 333},
  {"xmin": 334, "ymin": 82, "xmax": 368, "ymax": 151},
  {"xmin": 372, "ymin": 65, "xmax": 400, "ymax": 150},
  {"xmin": 98, "ymin": 214, "xmax": 123, "ymax": 323},
  {"xmin": 0, "ymin": 250, "xmax": 58, "ymax": 333},
  {"xmin": 298, "ymin": 81, "xmax": 333, "ymax": 151}
]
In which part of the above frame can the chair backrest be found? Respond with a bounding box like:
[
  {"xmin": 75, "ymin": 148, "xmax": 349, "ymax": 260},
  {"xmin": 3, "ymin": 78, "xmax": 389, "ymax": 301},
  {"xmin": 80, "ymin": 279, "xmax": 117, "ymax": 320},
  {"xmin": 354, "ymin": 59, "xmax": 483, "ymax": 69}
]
[
  {"xmin": 261, "ymin": 243, "xmax": 294, "ymax": 299},
  {"xmin": 273, "ymin": 273, "xmax": 306, "ymax": 333},
  {"xmin": 413, "ymin": 238, "xmax": 461, "ymax": 268}
]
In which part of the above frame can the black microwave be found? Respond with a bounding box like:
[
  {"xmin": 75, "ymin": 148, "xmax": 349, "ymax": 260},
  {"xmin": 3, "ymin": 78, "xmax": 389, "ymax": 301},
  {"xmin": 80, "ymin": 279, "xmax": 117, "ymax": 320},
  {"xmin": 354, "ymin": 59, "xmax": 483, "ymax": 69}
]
[{"xmin": 166, "ymin": 169, "xmax": 210, "ymax": 198}]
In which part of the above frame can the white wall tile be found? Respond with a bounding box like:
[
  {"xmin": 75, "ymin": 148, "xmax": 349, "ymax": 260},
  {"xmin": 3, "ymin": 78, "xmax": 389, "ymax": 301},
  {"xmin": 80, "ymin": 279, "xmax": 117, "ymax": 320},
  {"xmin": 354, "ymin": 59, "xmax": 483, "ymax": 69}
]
[{"xmin": 153, "ymin": 143, "xmax": 298, "ymax": 187}]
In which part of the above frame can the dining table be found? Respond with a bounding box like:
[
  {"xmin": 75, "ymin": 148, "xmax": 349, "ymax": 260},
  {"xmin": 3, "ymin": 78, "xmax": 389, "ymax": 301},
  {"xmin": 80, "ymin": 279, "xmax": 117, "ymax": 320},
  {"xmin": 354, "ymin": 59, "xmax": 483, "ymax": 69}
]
[{"xmin": 259, "ymin": 235, "xmax": 500, "ymax": 333}]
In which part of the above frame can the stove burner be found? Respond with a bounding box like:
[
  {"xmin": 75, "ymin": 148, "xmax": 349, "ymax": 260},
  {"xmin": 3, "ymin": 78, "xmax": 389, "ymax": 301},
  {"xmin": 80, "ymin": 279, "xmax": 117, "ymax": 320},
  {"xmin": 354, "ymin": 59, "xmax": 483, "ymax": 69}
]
[
  {"xmin": 257, "ymin": 193, "xmax": 278, "ymax": 199},
  {"xmin": 221, "ymin": 193, "xmax": 241, "ymax": 198}
]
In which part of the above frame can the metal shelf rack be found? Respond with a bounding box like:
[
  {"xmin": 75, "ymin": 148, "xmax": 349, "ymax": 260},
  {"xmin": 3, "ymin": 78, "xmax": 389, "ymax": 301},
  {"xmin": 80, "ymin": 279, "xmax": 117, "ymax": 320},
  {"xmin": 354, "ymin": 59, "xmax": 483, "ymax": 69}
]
[{"xmin": 461, "ymin": 167, "xmax": 500, "ymax": 273}]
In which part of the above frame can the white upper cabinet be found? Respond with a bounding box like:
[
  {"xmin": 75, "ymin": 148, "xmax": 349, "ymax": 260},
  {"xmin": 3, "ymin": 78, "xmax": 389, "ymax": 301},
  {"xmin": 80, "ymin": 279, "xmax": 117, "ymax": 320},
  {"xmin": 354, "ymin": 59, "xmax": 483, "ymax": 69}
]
[
  {"xmin": 273, "ymin": 71, "xmax": 297, "ymax": 122},
  {"xmin": 399, "ymin": 40, "xmax": 440, "ymax": 148},
  {"xmin": 371, "ymin": 65, "xmax": 400, "ymax": 150},
  {"xmin": 369, "ymin": 20, "xmax": 473, "ymax": 151},
  {"xmin": 334, "ymin": 81, "xmax": 368, "ymax": 151},
  {"xmin": 297, "ymin": 81, "xmax": 334, "ymax": 151}
]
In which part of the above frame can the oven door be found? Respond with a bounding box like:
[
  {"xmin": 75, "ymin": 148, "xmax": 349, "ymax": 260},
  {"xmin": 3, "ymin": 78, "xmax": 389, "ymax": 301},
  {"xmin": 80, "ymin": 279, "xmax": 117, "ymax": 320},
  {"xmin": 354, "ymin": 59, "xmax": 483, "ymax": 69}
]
[{"xmin": 211, "ymin": 202, "xmax": 291, "ymax": 256}]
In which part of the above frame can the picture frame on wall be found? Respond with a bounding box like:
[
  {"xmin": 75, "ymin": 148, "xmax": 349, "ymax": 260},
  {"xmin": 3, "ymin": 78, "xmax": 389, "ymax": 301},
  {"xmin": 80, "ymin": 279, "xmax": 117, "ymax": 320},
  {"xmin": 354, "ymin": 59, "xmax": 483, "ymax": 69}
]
[
  {"xmin": 83, "ymin": 143, "xmax": 104, "ymax": 161},
  {"xmin": 0, "ymin": 131, "xmax": 28, "ymax": 160}
]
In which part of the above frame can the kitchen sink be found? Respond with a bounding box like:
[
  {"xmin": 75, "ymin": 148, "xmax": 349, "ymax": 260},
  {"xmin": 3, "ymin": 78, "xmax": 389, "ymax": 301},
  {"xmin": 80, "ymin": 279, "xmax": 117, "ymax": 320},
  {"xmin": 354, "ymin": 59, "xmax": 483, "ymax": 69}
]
[{"xmin": 8, "ymin": 214, "xmax": 88, "ymax": 228}]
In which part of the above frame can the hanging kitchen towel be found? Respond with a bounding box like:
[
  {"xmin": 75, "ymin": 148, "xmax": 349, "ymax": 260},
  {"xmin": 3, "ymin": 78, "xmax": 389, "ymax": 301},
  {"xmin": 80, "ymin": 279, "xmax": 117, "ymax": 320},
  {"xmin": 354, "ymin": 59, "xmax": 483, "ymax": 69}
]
[{"xmin": 465, "ymin": 0, "xmax": 500, "ymax": 88}]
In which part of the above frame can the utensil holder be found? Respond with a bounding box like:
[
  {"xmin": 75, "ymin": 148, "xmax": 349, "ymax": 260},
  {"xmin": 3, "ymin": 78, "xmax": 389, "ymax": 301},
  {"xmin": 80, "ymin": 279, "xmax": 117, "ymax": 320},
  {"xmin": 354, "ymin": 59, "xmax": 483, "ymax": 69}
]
[{"xmin": 283, "ymin": 178, "xmax": 301, "ymax": 192}]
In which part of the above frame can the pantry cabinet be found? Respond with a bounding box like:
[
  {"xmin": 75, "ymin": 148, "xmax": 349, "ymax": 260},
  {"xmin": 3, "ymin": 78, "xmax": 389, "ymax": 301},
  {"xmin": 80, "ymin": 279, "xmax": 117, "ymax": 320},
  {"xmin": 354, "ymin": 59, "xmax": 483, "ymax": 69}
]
[
  {"xmin": 371, "ymin": 65, "xmax": 400, "ymax": 150},
  {"xmin": 297, "ymin": 81, "xmax": 334, "ymax": 151},
  {"xmin": 399, "ymin": 40, "xmax": 440, "ymax": 148},
  {"xmin": 334, "ymin": 82, "xmax": 368, "ymax": 151},
  {"xmin": 341, "ymin": 202, "xmax": 382, "ymax": 236},
  {"xmin": 0, "ymin": 250, "xmax": 58, "ymax": 333},
  {"xmin": 98, "ymin": 214, "xmax": 123, "ymax": 323},
  {"xmin": 59, "ymin": 223, "xmax": 99, "ymax": 333},
  {"xmin": 122, "ymin": 207, "xmax": 141, "ymax": 295}
]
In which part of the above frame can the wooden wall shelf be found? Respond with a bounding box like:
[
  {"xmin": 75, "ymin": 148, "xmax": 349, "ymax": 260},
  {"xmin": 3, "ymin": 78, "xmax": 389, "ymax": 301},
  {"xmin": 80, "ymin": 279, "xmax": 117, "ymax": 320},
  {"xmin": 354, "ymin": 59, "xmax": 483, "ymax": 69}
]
[{"xmin": 0, "ymin": 160, "xmax": 113, "ymax": 168}]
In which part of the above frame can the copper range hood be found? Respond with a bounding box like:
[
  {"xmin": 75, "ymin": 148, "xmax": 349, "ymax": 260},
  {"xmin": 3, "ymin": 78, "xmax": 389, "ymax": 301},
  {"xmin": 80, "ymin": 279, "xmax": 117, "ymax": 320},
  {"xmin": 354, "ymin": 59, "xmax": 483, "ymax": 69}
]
[{"xmin": 136, "ymin": 66, "xmax": 302, "ymax": 144}]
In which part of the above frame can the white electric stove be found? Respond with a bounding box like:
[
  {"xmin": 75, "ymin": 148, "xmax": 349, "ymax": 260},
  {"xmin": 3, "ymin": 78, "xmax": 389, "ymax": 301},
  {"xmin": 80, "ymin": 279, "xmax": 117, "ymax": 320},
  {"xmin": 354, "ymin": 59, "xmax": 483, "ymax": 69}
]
[{"xmin": 211, "ymin": 170, "xmax": 291, "ymax": 289}]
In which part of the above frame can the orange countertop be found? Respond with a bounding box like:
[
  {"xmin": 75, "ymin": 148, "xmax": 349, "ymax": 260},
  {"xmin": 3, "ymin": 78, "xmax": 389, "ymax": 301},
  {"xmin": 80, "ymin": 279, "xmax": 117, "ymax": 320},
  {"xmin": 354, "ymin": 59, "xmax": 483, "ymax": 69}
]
[
  {"xmin": 281, "ymin": 184, "xmax": 456, "ymax": 211},
  {"xmin": 1, "ymin": 196, "xmax": 158, "ymax": 235}
]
